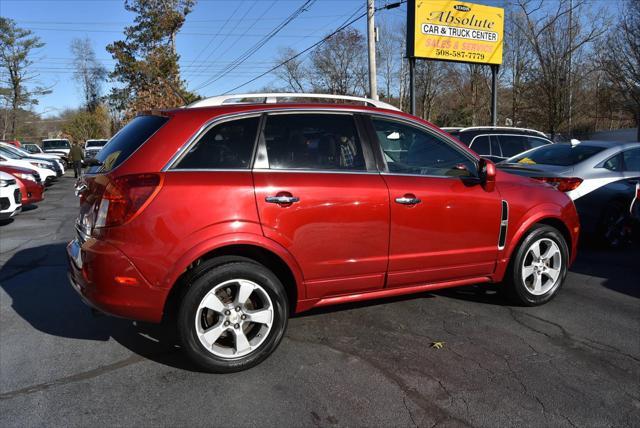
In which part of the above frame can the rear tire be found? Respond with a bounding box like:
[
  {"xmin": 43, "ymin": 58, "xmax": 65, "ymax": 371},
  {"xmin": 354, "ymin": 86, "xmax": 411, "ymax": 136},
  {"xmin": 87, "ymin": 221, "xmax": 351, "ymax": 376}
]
[
  {"xmin": 177, "ymin": 261, "xmax": 289, "ymax": 373},
  {"xmin": 503, "ymin": 224, "xmax": 569, "ymax": 306}
]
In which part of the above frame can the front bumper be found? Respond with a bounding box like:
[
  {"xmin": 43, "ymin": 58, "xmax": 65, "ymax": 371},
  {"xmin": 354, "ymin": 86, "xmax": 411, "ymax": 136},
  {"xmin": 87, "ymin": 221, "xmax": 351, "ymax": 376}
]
[{"xmin": 66, "ymin": 238, "xmax": 167, "ymax": 323}]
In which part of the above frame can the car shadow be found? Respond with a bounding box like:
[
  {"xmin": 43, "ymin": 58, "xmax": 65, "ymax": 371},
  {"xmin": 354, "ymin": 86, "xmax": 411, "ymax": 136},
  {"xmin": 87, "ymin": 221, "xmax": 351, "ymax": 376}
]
[
  {"xmin": 0, "ymin": 218, "xmax": 15, "ymax": 226},
  {"xmin": 568, "ymin": 243, "xmax": 640, "ymax": 298},
  {"xmin": 21, "ymin": 204, "xmax": 38, "ymax": 212},
  {"xmin": 0, "ymin": 243, "xmax": 203, "ymax": 372}
]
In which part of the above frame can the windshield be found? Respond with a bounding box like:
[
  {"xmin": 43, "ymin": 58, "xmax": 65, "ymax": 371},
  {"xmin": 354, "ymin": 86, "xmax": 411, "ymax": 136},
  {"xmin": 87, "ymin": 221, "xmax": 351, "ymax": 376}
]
[
  {"xmin": 43, "ymin": 140, "xmax": 70, "ymax": 149},
  {"xmin": 86, "ymin": 140, "xmax": 108, "ymax": 148},
  {"xmin": 88, "ymin": 115, "xmax": 168, "ymax": 173},
  {"xmin": 0, "ymin": 146, "xmax": 24, "ymax": 159},
  {"xmin": 23, "ymin": 144, "xmax": 41, "ymax": 153},
  {"xmin": 506, "ymin": 144, "xmax": 606, "ymax": 167}
]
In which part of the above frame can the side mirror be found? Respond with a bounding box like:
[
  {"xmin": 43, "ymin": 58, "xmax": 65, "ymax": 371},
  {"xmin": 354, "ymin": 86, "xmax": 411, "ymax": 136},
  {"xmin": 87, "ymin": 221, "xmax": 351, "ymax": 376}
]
[{"xmin": 479, "ymin": 158, "xmax": 496, "ymax": 191}]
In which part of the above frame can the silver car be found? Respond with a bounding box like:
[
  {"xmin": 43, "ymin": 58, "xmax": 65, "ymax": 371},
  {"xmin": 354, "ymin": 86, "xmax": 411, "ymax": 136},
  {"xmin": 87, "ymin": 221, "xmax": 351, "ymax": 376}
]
[{"xmin": 498, "ymin": 141, "xmax": 640, "ymax": 244}]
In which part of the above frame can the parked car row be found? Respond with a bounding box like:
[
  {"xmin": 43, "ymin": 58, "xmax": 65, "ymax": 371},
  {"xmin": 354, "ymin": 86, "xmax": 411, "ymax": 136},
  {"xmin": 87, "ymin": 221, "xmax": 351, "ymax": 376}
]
[
  {"xmin": 0, "ymin": 141, "xmax": 68, "ymax": 221},
  {"xmin": 441, "ymin": 127, "xmax": 640, "ymax": 246}
]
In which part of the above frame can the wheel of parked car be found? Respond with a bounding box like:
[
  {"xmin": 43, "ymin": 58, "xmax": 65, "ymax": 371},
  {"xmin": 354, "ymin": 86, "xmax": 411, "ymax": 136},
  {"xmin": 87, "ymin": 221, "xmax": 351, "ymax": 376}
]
[
  {"xmin": 597, "ymin": 200, "xmax": 631, "ymax": 249},
  {"xmin": 177, "ymin": 261, "xmax": 289, "ymax": 373},
  {"xmin": 504, "ymin": 224, "xmax": 569, "ymax": 306}
]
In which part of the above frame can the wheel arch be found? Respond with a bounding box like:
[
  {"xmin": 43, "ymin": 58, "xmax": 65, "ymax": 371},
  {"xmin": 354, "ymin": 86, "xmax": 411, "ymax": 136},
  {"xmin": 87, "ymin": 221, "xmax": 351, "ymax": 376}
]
[{"xmin": 161, "ymin": 236, "xmax": 304, "ymax": 323}]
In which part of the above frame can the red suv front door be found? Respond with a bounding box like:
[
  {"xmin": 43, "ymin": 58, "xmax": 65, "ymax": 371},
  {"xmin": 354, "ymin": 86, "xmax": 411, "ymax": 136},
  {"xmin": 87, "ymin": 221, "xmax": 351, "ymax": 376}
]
[
  {"xmin": 369, "ymin": 116, "xmax": 502, "ymax": 287},
  {"xmin": 253, "ymin": 112, "xmax": 390, "ymax": 299}
]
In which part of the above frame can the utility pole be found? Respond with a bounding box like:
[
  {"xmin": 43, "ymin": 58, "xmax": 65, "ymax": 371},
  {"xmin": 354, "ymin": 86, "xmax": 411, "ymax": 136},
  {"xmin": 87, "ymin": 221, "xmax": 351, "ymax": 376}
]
[{"xmin": 367, "ymin": 0, "xmax": 378, "ymax": 100}]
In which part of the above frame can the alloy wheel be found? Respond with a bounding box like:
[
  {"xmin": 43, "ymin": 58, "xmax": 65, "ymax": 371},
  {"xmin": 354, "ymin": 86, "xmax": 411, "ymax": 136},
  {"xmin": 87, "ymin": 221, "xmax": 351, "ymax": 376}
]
[
  {"xmin": 195, "ymin": 279, "xmax": 274, "ymax": 359},
  {"xmin": 521, "ymin": 238, "xmax": 562, "ymax": 296}
]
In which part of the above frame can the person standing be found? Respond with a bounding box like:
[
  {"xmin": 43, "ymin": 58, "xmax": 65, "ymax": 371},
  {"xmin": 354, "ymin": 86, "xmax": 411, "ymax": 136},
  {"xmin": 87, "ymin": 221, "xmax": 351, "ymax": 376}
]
[{"xmin": 69, "ymin": 140, "xmax": 84, "ymax": 178}]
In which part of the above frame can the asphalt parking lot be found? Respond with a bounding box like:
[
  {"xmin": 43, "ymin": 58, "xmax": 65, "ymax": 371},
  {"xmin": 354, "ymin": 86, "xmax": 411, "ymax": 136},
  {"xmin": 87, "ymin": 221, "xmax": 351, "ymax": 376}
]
[{"xmin": 0, "ymin": 174, "xmax": 638, "ymax": 427}]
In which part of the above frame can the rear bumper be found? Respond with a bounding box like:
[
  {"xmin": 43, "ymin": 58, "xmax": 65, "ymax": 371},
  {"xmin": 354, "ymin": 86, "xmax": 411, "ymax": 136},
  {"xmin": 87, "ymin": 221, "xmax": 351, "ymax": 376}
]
[{"xmin": 66, "ymin": 238, "xmax": 168, "ymax": 323}]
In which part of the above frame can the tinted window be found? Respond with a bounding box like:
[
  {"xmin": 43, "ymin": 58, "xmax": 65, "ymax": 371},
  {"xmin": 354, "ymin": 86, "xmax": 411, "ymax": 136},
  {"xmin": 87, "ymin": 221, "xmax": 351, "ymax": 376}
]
[
  {"xmin": 43, "ymin": 140, "xmax": 70, "ymax": 149},
  {"xmin": 490, "ymin": 136, "xmax": 501, "ymax": 157},
  {"xmin": 623, "ymin": 148, "xmax": 640, "ymax": 172},
  {"xmin": 89, "ymin": 115, "xmax": 168, "ymax": 173},
  {"xmin": 373, "ymin": 118, "xmax": 476, "ymax": 177},
  {"xmin": 86, "ymin": 140, "xmax": 108, "ymax": 148},
  {"xmin": 602, "ymin": 153, "xmax": 623, "ymax": 171},
  {"xmin": 528, "ymin": 137, "xmax": 551, "ymax": 148},
  {"xmin": 507, "ymin": 144, "xmax": 606, "ymax": 166},
  {"xmin": 177, "ymin": 117, "xmax": 259, "ymax": 169},
  {"xmin": 497, "ymin": 135, "xmax": 530, "ymax": 157},
  {"xmin": 470, "ymin": 136, "xmax": 490, "ymax": 155},
  {"xmin": 449, "ymin": 131, "xmax": 471, "ymax": 146},
  {"xmin": 264, "ymin": 114, "xmax": 365, "ymax": 170}
]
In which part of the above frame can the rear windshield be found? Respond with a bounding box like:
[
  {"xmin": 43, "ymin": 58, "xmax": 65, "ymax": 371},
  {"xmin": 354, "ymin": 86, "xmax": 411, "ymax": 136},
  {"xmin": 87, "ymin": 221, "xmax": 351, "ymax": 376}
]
[
  {"xmin": 88, "ymin": 115, "xmax": 168, "ymax": 173},
  {"xmin": 43, "ymin": 140, "xmax": 70, "ymax": 149},
  {"xmin": 506, "ymin": 144, "xmax": 606, "ymax": 166}
]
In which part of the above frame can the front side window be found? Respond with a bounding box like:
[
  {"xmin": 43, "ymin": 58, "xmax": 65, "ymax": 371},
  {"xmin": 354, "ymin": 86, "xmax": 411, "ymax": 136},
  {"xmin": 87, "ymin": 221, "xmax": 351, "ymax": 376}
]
[
  {"xmin": 177, "ymin": 117, "xmax": 259, "ymax": 169},
  {"xmin": 372, "ymin": 118, "xmax": 476, "ymax": 177},
  {"xmin": 623, "ymin": 148, "xmax": 640, "ymax": 173},
  {"xmin": 263, "ymin": 114, "xmax": 366, "ymax": 171},
  {"xmin": 528, "ymin": 137, "xmax": 551, "ymax": 149}
]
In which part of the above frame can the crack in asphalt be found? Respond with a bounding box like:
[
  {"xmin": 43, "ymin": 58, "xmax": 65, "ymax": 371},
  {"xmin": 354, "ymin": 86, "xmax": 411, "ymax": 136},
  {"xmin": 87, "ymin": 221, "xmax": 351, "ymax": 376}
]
[{"xmin": 0, "ymin": 354, "xmax": 147, "ymax": 400}]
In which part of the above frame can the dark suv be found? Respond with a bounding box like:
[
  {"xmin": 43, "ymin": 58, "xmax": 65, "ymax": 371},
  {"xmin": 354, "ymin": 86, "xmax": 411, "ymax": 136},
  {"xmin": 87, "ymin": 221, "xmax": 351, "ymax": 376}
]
[
  {"xmin": 443, "ymin": 127, "xmax": 553, "ymax": 162},
  {"xmin": 67, "ymin": 94, "xmax": 579, "ymax": 372}
]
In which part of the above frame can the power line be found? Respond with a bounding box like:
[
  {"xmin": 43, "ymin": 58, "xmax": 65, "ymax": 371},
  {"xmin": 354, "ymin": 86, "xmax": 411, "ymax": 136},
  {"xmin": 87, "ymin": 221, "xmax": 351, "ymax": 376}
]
[
  {"xmin": 219, "ymin": 0, "xmax": 405, "ymax": 95},
  {"xmin": 193, "ymin": 0, "xmax": 316, "ymax": 92}
]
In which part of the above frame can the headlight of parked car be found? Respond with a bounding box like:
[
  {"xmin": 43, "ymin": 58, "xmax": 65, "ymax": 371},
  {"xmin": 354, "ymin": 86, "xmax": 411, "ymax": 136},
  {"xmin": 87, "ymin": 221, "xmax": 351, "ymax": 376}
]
[
  {"xmin": 16, "ymin": 173, "xmax": 36, "ymax": 181},
  {"xmin": 30, "ymin": 161, "xmax": 51, "ymax": 169}
]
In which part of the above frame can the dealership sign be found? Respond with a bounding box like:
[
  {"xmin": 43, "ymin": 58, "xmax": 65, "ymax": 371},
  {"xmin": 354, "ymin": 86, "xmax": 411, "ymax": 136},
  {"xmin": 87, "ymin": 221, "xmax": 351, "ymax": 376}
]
[{"xmin": 408, "ymin": 0, "xmax": 504, "ymax": 65}]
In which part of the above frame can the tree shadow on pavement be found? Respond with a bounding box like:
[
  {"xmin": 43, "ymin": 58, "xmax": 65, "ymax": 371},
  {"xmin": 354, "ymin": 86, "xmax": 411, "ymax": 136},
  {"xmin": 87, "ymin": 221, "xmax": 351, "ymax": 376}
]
[{"xmin": 0, "ymin": 243, "xmax": 203, "ymax": 372}]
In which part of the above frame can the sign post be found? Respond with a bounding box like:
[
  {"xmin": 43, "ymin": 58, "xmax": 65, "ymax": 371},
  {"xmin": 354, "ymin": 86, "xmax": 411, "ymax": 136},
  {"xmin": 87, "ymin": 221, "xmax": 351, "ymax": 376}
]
[{"xmin": 407, "ymin": 0, "xmax": 504, "ymax": 123}]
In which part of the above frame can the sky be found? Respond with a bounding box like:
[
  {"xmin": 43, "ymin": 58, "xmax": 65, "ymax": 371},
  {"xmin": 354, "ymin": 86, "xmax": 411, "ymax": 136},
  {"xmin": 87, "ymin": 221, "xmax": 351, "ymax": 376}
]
[
  {"xmin": 0, "ymin": 0, "xmax": 411, "ymax": 117},
  {"xmin": 1, "ymin": 0, "xmax": 611, "ymax": 118}
]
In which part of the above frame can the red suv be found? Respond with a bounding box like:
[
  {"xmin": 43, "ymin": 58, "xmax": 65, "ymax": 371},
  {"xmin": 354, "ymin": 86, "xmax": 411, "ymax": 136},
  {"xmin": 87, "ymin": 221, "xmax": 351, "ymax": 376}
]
[{"xmin": 68, "ymin": 94, "xmax": 579, "ymax": 372}]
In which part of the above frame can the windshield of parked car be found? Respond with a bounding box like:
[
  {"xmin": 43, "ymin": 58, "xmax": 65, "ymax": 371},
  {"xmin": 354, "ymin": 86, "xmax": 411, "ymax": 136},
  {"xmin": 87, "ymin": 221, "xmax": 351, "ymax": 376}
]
[
  {"xmin": 43, "ymin": 140, "xmax": 70, "ymax": 149},
  {"xmin": 0, "ymin": 145, "xmax": 25, "ymax": 159},
  {"xmin": 505, "ymin": 144, "xmax": 606, "ymax": 166},
  {"xmin": 85, "ymin": 140, "xmax": 108, "ymax": 148},
  {"xmin": 23, "ymin": 144, "xmax": 41, "ymax": 153}
]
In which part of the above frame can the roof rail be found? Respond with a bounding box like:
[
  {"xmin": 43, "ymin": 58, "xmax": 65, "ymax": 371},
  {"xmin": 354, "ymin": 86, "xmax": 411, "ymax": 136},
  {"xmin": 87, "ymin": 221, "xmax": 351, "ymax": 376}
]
[
  {"xmin": 185, "ymin": 93, "xmax": 401, "ymax": 111},
  {"xmin": 456, "ymin": 126, "xmax": 547, "ymax": 137}
]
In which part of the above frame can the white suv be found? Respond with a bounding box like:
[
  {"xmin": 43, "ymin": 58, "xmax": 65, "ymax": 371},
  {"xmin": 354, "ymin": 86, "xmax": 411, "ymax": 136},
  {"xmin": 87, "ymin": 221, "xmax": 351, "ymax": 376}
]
[{"xmin": 0, "ymin": 171, "xmax": 22, "ymax": 220}]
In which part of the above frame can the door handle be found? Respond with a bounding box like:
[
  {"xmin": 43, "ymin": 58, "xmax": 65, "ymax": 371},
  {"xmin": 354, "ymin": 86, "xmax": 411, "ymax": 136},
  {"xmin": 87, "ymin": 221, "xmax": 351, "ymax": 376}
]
[
  {"xmin": 395, "ymin": 195, "xmax": 421, "ymax": 205},
  {"xmin": 265, "ymin": 195, "xmax": 300, "ymax": 204}
]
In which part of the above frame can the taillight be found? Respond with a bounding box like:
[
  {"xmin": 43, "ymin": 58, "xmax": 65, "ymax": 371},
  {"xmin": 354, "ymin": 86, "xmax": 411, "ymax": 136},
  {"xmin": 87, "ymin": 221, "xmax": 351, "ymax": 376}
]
[
  {"xmin": 95, "ymin": 173, "xmax": 162, "ymax": 228},
  {"xmin": 533, "ymin": 177, "xmax": 583, "ymax": 192}
]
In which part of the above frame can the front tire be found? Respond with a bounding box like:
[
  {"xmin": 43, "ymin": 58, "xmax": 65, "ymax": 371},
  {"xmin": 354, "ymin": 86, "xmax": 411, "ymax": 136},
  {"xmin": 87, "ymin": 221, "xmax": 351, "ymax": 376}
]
[
  {"xmin": 177, "ymin": 261, "xmax": 289, "ymax": 373},
  {"xmin": 504, "ymin": 224, "xmax": 569, "ymax": 306}
]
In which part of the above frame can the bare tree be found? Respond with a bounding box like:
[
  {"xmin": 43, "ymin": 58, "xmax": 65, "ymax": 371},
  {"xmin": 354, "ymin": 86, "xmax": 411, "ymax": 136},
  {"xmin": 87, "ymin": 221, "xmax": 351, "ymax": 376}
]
[
  {"xmin": 71, "ymin": 37, "xmax": 107, "ymax": 113},
  {"xmin": 0, "ymin": 17, "xmax": 51, "ymax": 139},
  {"xmin": 598, "ymin": 0, "xmax": 640, "ymax": 141},
  {"xmin": 516, "ymin": 0, "xmax": 608, "ymax": 136},
  {"xmin": 310, "ymin": 28, "xmax": 368, "ymax": 96},
  {"xmin": 415, "ymin": 60, "xmax": 443, "ymax": 122},
  {"xmin": 376, "ymin": 19, "xmax": 401, "ymax": 101},
  {"xmin": 274, "ymin": 47, "xmax": 308, "ymax": 92},
  {"xmin": 503, "ymin": 6, "xmax": 534, "ymax": 126}
]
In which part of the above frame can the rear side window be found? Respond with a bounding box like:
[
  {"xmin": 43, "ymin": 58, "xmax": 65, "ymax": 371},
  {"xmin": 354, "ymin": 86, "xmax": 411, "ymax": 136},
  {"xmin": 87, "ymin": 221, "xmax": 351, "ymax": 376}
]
[
  {"xmin": 490, "ymin": 137, "xmax": 501, "ymax": 157},
  {"xmin": 602, "ymin": 153, "xmax": 623, "ymax": 171},
  {"xmin": 470, "ymin": 136, "xmax": 490, "ymax": 155},
  {"xmin": 497, "ymin": 135, "xmax": 530, "ymax": 157},
  {"xmin": 89, "ymin": 115, "xmax": 168, "ymax": 173},
  {"xmin": 528, "ymin": 136, "xmax": 551, "ymax": 148},
  {"xmin": 263, "ymin": 114, "xmax": 366, "ymax": 171},
  {"xmin": 176, "ymin": 117, "xmax": 259, "ymax": 169}
]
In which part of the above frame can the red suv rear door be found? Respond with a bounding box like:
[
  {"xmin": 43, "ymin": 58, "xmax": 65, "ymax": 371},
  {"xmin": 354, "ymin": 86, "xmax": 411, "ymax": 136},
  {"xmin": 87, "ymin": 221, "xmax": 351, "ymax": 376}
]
[
  {"xmin": 253, "ymin": 112, "xmax": 390, "ymax": 299},
  {"xmin": 367, "ymin": 116, "xmax": 502, "ymax": 287}
]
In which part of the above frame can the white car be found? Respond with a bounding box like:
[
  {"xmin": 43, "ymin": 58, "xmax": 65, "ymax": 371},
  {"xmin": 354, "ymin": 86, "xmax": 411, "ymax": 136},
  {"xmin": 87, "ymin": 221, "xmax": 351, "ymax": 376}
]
[
  {"xmin": 0, "ymin": 171, "xmax": 22, "ymax": 220},
  {"xmin": 0, "ymin": 143, "xmax": 65, "ymax": 174},
  {"xmin": 0, "ymin": 153, "xmax": 57, "ymax": 184},
  {"xmin": 84, "ymin": 139, "xmax": 109, "ymax": 160},
  {"xmin": 42, "ymin": 139, "xmax": 71, "ymax": 157}
]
